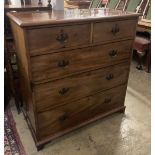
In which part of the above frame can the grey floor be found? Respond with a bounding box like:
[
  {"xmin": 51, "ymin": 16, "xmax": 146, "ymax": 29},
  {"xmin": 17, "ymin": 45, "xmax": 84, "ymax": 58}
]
[{"xmin": 10, "ymin": 61, "xmax": 151, "ymax": 155}]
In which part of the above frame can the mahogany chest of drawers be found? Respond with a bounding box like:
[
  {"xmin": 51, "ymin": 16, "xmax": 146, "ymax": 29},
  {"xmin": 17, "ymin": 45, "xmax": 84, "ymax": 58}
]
[{"xmin": 7, "ymin": 9, "xmax": 139, "ymax": 150}]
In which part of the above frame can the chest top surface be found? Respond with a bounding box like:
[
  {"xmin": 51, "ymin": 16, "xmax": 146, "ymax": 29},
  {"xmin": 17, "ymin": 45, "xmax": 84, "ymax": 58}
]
[{"xmin": 7, "ymin": 8, "xmax": 140, "ymax": 27}]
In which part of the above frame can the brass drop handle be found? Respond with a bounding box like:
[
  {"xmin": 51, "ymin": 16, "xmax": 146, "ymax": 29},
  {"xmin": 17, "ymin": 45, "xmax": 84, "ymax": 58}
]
[
  {"xmin": 56, "ymin": 29, "xmax": 68, "ymax": 43},
  {"xmin": 111, "ymin": 27, "xmax": 116, "ymax": 35},
  {"xmin": 106, "ymin": 74, "xmax": 114, "ymax": 80},
  {"xmin": 109, "ymin": 50, "xmax": 117, "ymax": 57},
  {"xmin": 111, "ymin": 24, "xmax": 119, "ymax": 35},
  {"xmin": 115, "ymin": 26, "xmax": 120, "ymax": 33},
  {"xmin": 58, "ymin": 60, "xmax": 69, "ymax": 68},
  {"xmin": 104, "ymin": 98, "xmax": 112, "ymax": 104},
  {"xmin": 59, "ymin": 88, "xmax": 70, "ymax": 95},
  {"xmin": 59, "ymin": 112, "xmax": 68, "ymax": 121}
]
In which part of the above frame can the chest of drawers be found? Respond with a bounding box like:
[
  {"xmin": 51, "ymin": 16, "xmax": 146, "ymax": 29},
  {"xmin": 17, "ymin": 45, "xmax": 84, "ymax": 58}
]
[{"xmin": 7, "ymin": 9, "xmax": 139, "ymax": 150}]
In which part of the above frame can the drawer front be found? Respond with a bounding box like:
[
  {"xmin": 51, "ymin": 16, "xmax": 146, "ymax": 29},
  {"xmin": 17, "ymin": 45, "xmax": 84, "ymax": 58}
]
[
  {"xmin": 35, "ymin": 62, "xmax": 129, "ymax": 112},
  {"xmin": 27, "ymin": 24, "xmax": 91, "ymax": 55},
  {"xmin": 37, "ymin": 85, "xmax": 127, "ymax": 139},
  {"xmin": 31, "ymin": 40, "xmax": 132, "ymax": 82},
  {"xmin": 93, "ymin": 20, "xmax": 137, "ymax": 43}
]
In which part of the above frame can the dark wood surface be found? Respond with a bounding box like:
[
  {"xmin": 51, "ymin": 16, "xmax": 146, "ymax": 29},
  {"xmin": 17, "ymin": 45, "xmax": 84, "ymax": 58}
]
[
  {"xmin": 7, "ymin": 8, "xmax": 140, "ymax": 27},
  {"xmin": 38, "ymin": 84, "xmax": 127, "ymax": 139},
  {"xmin": 8, "ymin": 9, "xmax": 139, "ymax": 150},
  {"xmin": 27, "ymin": 23, "xmax": 91, "ymax": 54},
  {"xmin": 31, "ymin": 40, "xmax": 132, "ymax": 82},
  {"xmin": 35, "ymin": 62, "xmax": 129, "ymax": 112},
  {"xmin": 93, "ymin": 19, "xmax": 137, "ymax": 43},
  {"xmin": 10, "ymin": 21, "xmax": 37, "ymax": 133}
]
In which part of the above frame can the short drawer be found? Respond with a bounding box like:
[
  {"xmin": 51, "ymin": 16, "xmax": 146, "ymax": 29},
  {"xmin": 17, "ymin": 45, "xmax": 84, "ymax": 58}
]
[
  {"xmin": 37, "ymin": 85, "xmax": 127, "ymax": 139},
  {"xmin": 34, "ymin": 62, "xmax": 129, "ymax": 112},
  {"xmin": 93, "ymin": 19, "xmax": 137, "ymax": 43},
  {"xmin": 31, "ymin": 40, "xmax": 133, "ymax": 82},
  {"xmin": 27, "ymin": 24, "xmax": 91, "ymax": 55}
]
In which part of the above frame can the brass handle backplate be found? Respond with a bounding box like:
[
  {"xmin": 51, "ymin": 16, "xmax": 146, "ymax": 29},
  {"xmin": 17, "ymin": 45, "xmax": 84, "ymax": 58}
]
[
  {"xmin": 111, "ymin": 24, "xmax": 120, "ymax": 35},
  {"xmin": 58, "ymin": 60, "xmax": 69, "ymax": 68},
  {"xmin": 106, "ymin": 74, "xmax": 114, "ymax": 80},
  {"xmin": 56, "ymin": 29, "xmax": 68, "ymax": 44},
  {"xmin": 104, "ymin": 98, "xmax": 112, "ymax": 104},
  {"xmin": 109, "ymin": 50, "xmax": 117, "ymax": 57},
  {"xmin": 59, "ymin": 112, "xmax": 68, "ymax": 121},
  {"xmin": 59, "ymin": 88, "xmax": 70, "ymax": 95}
]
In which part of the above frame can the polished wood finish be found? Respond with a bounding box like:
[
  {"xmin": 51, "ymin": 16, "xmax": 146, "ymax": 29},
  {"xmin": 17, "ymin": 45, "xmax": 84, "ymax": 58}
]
[
  {"xmin": 7, "ymin": 9, "xmax": 139, "ymax": 150},
  {"xmin": 38, "ymin": 84, "xmax": 127, "ymax": 139},
  {"xmin": 36, "ymin": 105, "xmax": 126, "ymax": 150},
  {"xmin": 31, "ymin": 40, "xmax": 132, "ymax": 82},
  {"xmin": 35, "ymin": 62, "xmax": 129, "ymax": 112},
  {"xmin": 27, "ymin": 24, "xmax": 91, "ymax": 54},
  {"xmin": 10, "ymin": 21, "xmax": 37, "ymax": 132},
  {"xmin": 93, "ymin": 19, "xmax": 137, "ymax": 43},
  {"xmin": 7, "ymin": 9, "xmax": 140, "ymax": 27}
]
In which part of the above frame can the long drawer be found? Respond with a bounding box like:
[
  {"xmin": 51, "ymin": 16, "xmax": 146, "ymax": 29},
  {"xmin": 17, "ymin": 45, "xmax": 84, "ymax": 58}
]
[
  {"xmin": 93, "ymin": 19, "xmax": 137, "ymax": 43},
  {"xmin": 34, "ymin": 62, "xmax": 129, "ymax": 112},
  {"xmin": 37, "ymin": 85, "xmax": 127, "ymax": 139},
  {"xmin": 27, "ymin": 24, "xmax": 91, "ymax": 55},
  {"xmin": 31, "ymin": 40, "xmax": 132, "ymax": 82}
]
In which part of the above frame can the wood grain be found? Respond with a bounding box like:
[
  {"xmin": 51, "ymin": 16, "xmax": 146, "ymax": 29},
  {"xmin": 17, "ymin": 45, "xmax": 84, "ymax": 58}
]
[
  {"xmin": 27, "ymin": 24, "xmax": 91, "ymax": 54},
  {"xmin": 7, "ymin": 9, "xmax": 139, "ymax": 149},
  {"xmin": 6, "ymin": 9, "xmax": 140, "ymax": 27},
  {"xmin": 10, "ymin": 21, "xmax": 36, "ymax": 132},
  {"xmin": 34, "ymin": 62, "xmax": 129, "ymax": 112},
  {"xmin": 93, "ymin": 19, "xmax": 137, "ymax": 43},
  {"xmin": 37, "ymin": 84, "xmax": 127, "ymax": 139},
  {"xmin": 36, "ymin": 106, "xmax": 126, "ymax": 148},
  {"xmin": 31, "ymin": 40, "xmax": 132, "ymax": 82}
]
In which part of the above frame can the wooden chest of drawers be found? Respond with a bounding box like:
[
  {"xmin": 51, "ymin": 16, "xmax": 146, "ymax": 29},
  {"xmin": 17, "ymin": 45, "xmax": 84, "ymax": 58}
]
[{"xmin": 7, "ymin": 9, "xmax": 139, "ymax": 150}]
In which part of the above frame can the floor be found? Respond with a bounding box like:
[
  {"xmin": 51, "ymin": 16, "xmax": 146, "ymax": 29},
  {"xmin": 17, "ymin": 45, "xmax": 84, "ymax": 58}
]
[{"xmin": 10, "ymin": 61, "xmax": 151, "ymax": 155}]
